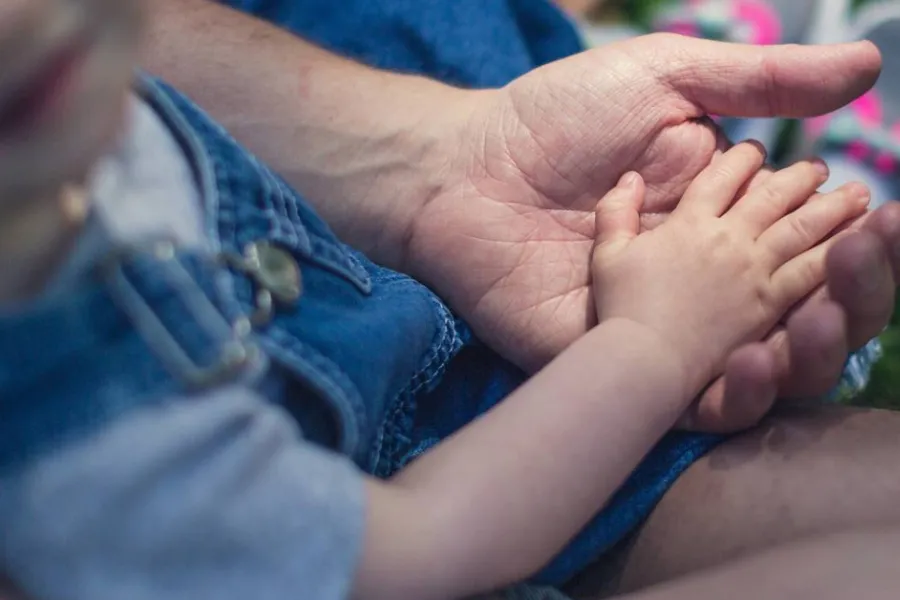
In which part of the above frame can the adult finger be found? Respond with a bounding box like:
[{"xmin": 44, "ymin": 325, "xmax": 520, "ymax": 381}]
[
  {"xmin": 775, "ymin": 213, "xmax": 895, "ymax": 396},
  {"xmin": 678, "ymin": 343, "xmax": 778, "ymax": 434},
  {"xmin": 826, "ymin": 229, "xmax": 895, "ymax": 350},
  {"xmin": 682, "ymin": 298, "xmax": 850, "ymax": 429},
  {"xmin": 633, "ymin": 35, "xmax": 882, "ymax": 119},
  {"xmin": 860, "ymin": 201, "xmax": 900, "ymax": 282},
  {"xmin": 781, "ymin": 300, "xmax": 849, "ymax": 398}
]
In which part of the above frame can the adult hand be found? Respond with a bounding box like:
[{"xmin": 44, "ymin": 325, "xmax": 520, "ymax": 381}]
[
  {"xmin": 681, "ymin": 205, "xmax": 900, "ymax": 432},
  {"xmin": 405, "ymin": 34, "xmax": 893, "ymax": 430},
  {"xmin": 145, "ymin": 5, "xmax": 894, "ymax": 432}
]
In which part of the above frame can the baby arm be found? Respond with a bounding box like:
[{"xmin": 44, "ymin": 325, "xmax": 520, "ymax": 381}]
[
  {"xmin": 0, "ymin": 388, "xmax": 368, "ymax": 600},
  {"xmin": 0, "ymin": 326, "xmax": 690, "ymax": 600},
  {"xmin": 354, "ymin": 144, "xmax": 869, "ymax": 598}
]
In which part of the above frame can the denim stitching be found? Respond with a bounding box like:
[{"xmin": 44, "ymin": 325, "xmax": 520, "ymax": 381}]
[
  {"xmin": 269, "ymin": 172, "xmax": 308, "ymax": 247},
  {"xmin": 142, "ymin": 76, "xmax": 440, "ymax": 471},
  {"xmin": 369, "ymin": 281, "xmax": 464, "ymax": 475},
  {"xmin": 185, "ymin": 115, "xmax": 369, "ymax": 429},
  {"xmin": 138, "ymin": 78, "xmax": 228, "ymax": 255},
  {"xmin": 262, "ymin": 329, "xmax": 367, "ymax": 456},
  {"xmin": 254, "ymin": 157, "xmax": 306, "ymax": 249},
  {"xmin": 270, "ymin": 175, "xmax": 371, "ymax": 291}
]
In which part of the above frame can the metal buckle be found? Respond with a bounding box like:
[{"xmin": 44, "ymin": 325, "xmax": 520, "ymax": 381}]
[{"xmin": 100, "ymin": 240, "xmax": 258, "ymax": 390}]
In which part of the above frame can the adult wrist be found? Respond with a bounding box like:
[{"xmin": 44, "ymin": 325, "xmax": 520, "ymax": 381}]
[
  {"xmin": 341, "ymin": 73, "xmax": 481, "ymax": 273},
  {"xmin": 143, "ymin": 2, "xmax": 488, "ymax": 272}
]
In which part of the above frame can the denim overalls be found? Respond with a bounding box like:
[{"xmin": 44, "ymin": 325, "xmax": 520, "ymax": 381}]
[
  {"xmin": 0, "ymin": 71, "xmax": 468, "ymax": 474},
  {"xmin": 0, "ymin": 69, "xmax": 727, "ymax": 590}
]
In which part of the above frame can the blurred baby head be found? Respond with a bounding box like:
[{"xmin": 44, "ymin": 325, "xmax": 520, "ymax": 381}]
[{"xmin": 0, "ymin": 0, "xmax": 142, "ymax": 202}]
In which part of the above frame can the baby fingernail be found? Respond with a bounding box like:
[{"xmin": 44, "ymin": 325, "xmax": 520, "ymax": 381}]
[
  {"xmin": 619, "ymin": 171, "xmax": 639, "ymax": 189},
  {"xmin": 813, "ymin": 159, "xmax": 830, "ymax": 177},
  {"xmin": 848, "ymin": 182, "xmax": 871, "ymax": 206}
]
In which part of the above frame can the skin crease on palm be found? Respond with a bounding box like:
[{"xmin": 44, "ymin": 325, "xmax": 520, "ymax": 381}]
[{"xmin": 408, "ymin": 34, "xmax": 883, "ymax": 377}]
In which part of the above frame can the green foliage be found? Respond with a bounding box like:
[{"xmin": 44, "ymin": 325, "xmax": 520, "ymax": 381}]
[{"xmin": 850, "ymin": 293, "xmax": 900, "ymax": 409}]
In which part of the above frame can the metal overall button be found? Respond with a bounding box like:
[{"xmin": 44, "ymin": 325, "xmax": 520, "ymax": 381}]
[{"xmin": 219, "ymin": 241, "xmax": 303, "ymax": 326}]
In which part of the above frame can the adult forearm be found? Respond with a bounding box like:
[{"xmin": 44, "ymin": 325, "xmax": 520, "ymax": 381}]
[
  {"xmin": 356, "ymin": 319, "xmax": 691, "ymax": 599},
  {"xmin": 143, "ymin": 0, "xmax": 476, "ymax": 269}
]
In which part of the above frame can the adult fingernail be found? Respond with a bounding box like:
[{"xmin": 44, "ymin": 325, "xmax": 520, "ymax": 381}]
[{"xmin": 882, "ymin": 206, "xmax": 900, "ymax": 263}]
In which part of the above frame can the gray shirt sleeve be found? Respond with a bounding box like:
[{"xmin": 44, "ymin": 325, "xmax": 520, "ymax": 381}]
[{"xmin": 0, "ymin": 387, "xmax": 366, "ymax": 600}]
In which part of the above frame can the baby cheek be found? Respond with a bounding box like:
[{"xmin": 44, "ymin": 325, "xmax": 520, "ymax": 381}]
[
  {"xmin": 0, "ymin": 0, "xmax": 39, "ymax": 36},
  {"xmin": 103, "ymin": 92, "xmax": 130, "ymax": 149}
]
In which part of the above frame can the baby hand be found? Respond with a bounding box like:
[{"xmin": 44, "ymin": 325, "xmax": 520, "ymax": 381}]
[{"xmin": 591, "ymin": 142, "xmax": 869, "ymax": 393}]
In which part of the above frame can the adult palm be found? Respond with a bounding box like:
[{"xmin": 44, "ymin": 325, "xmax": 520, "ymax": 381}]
[{"xmin": 409, "ymin": 35, "xmax": 882, "ymax": 412}]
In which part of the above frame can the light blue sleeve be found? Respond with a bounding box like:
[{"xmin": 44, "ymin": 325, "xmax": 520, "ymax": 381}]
[{"xmin": 0, "ymin": 387, "xmax": 365, "ymax": 600}]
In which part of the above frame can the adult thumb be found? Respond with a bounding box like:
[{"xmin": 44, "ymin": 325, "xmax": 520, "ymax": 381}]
[{"xmin": 637, "ymin": 34, "xmax": 882, "ymax": 119}]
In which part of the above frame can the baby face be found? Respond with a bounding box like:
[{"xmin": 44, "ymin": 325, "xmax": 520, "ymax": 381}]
[{"xmin": 0, "ymin": 0, "xmax": 142, "ymax": 202}]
